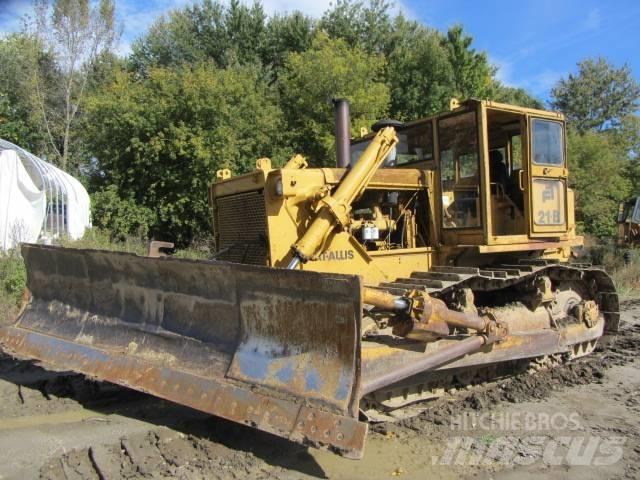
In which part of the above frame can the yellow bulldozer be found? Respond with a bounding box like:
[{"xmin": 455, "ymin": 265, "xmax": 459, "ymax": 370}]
[
  {"xmin": 617, "ymin": 196, "xmax": 640, "ymax": 247},
  {"xmin": 0, "ymin": 99, "xmax": 619, "ymax": 459}
]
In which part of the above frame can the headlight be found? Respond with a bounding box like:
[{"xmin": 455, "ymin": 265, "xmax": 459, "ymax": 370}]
[{"xmin": 275, "ymin": 178, "xmax": 283, "ymax": 196}]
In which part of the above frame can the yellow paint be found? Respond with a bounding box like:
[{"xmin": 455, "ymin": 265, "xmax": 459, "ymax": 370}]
[{"xmin": 208, "ymin": 99, "xmax": 580, "ymax": 285}]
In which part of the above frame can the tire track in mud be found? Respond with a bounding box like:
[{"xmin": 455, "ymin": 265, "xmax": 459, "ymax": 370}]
[{"xmin": 1, "ymin": 304, "xmax": 639, "ymax": 479}]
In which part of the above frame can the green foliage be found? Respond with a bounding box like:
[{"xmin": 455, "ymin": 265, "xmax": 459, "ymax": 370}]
[
  {"xmin": 549, "ymin": 57, "xmax": 639, "ymax": 239},
  {"xmin": 0, "ymin": 250, "xmax": 26, "ymax": 322},
  {"xmin": 551, "ymin": 58, "xmax": 640, "ymax": 133},
  {"xmin": 0, "ymin": 34, "xmax": 50, "ymax": 152},
  {"xmin": 280, "ymin": 32, "xmax": 389, "ymax": 166},
  {"xmin": 318, "ymin": 4, "xmax": 499, "ymax": 119},
  {"xmin": 13, "ymin": 0, "xmax": 634, "ymax": 248},
  {"xmin": 84, "ymin": 62, "xmax": 283, "ymax": 245},
  {"xmin": 90, "ymin": 186, "xmax": 155, "ymax": 241},
  {"xmin": 441, "ymin": 25, "xmax": 495, "ymax": 100},
  {"xmin": 262, "ymin": 12, "xmax": 314, "ymax": 77},
  {"xmin": 59, "ymin": 227, "xmax": 148, "ymax": 255},
  {"xmin": 318, "ymin": 0, "xmax": 392, "ymax": 54},
  {"xmin": 0, "ymin": 94, "xmax": 35, "ymax": 146},
  {"xmin": 31, "ymin": 0, "xmax": 119, "ymax": 171},
  {"xmin": 610, "ymin": 251, "xmax": 640, "ymax": 298},
  {"xmin": 129, "ymin": 0, "xmax": 269, "ymax": 71},
  {"xmin": 0, "ymin": 252, "xmax": 26, "ymax": 302},
  {"xmin": 568, "ymin": 129, "xmax": 632, "ymax": 237},
  {"xmin": 385, "ymin": 17, "xmax": 454, "ymax": 119},
  {"xmin": 611, "ymin": 114, "xmax": 640, "ymax": 160}
]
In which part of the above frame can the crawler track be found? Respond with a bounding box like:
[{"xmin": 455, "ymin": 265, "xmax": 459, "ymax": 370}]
[
  {"xmin": 377, "ymin": 259, "xmax": 619, "ymax": 330},
  {"xmin": 361, "ymin": 260, "xmax": 620, "ymax": 420}
]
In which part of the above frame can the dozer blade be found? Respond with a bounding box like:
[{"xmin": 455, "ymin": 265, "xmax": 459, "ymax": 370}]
[{"xmin": 0, "ymin": 245, "xmax": 367, "ymax": 458}]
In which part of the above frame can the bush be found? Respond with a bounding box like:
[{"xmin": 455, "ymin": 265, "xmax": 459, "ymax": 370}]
[
  {"xmin": 0, "ymin": 250, "xmax": 26, "ymax": 301},
  {"xmin": 84, "ymin": 63, "xmax": 284, "ymax": 246},
  {"xmin": 0, "ymin": 249, "xmax": 26, "ymax": 324},
  {"xmin": 90, "ymin": 186, "xmax": 155, "ymax": 242}
]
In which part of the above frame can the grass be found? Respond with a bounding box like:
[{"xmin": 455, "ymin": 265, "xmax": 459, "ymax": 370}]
[
  {"xmin": 588, "ymin": 242, "xmax": 640, "ymax": 299},
  {"xmin": 609, "ymin": 260, "xmax": 640, "ymax": 299},
  {"xmin": 0, "ymin": 228, "xmax": 212, "ymax": 324},
  {"xmin": 58, "ymin": 228, "xmax": 148, "ymax": 255}
]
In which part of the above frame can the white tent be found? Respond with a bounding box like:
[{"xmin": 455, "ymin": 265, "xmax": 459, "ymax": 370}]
[{"xmin": 0, "ymin": 139, "xmax": 91, "ymax": 251}]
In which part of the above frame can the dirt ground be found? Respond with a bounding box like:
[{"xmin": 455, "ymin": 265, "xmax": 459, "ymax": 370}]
[{"xmin": 0, "ymin": 303, "xmax": 638, "ymax": 480}]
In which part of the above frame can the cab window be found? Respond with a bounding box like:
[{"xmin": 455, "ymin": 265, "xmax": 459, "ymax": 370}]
[
  {"xmin": 532, "ymin": 119, "xmax": 564, "ymax": 166},
  {"xmin": 394, "ymin": 122, "xmax": 434, "ymax": 165},
  {"xmin": 350, "ymin": 122, "xmax": 434, "ymax": 167},
  {"xmin": 350, "ymin": 140, "xmax": 368, "ymax": 165},
  {"xmin": 438, "ymin": 111, "xmax": 481, "ymax": 228},
  {"xmin": 633, "ymin": 199, "xmax": 640, "ymax": 224}
]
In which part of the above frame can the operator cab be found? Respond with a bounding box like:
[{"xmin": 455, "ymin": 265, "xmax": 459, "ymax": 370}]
[
  {"xmin": 349, "ymin": 99, "xmax": 573, "ymax": 251},
  {"xmin": 618, "ymin": 197, "xmax": 640, "ymax": 225},
  {"xmin": 617, "ymin": 196, "xmax": 640, "ymax": 246}
]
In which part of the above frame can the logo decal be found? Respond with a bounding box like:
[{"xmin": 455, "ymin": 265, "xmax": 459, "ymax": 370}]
[{"xmin": 315, "ymin": 250, "xmax": 355, "ymax": 261}]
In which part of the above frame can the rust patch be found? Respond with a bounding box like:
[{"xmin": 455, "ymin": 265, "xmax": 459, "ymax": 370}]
[{"xmin": 0, "ymin": 326, "xmax": 367, "ymax": 459}]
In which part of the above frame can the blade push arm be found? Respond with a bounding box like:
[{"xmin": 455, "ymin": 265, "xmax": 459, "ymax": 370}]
[{"xmin": 287, "ymin": 127, "xmax": 398, "ymax": 269}]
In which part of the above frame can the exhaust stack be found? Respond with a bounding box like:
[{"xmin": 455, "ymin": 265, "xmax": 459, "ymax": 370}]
[{"xmin": 333, "ymin": 98, "xmax": 350, "ymax": 168}]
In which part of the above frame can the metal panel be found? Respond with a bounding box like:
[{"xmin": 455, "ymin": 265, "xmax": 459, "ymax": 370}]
[
  {"xmin": 215, "ymin": 190, "xmax": 268, "ymax": 265},
  {"xmin": 0, "ymin": 244, "xmax": 366, "ymax": 457}
]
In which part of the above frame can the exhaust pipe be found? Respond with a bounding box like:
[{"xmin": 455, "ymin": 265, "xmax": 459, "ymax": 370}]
[{"xmin": 333, "ymin": 98, "xmax": 350, "ymax": 168}]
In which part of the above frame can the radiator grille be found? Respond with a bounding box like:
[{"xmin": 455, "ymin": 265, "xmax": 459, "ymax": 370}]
[{"xmin": 214, "ymin": 190, "xmax": 268, "ymax": 265}]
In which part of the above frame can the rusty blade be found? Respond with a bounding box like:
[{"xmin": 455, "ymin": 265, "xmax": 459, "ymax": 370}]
[{"xmin": 0, "ymin": 244, "xmax": 366, "ymax": 458}]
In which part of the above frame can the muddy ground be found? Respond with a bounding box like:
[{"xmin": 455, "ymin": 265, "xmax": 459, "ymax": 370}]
[{"xmin": 0, "ymin": 303, "xmax": 638, "ymax": 480}]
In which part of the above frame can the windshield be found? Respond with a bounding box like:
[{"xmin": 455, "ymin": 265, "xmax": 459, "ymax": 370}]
[
  {"xmin": 349, "ymin": 122, "xmax": 434, "ymax": 167},
  {"xmin": 633, "ymin": 199, "xmax": 640, "ymax": 223},
  {"xmin": 532, "ymin": 119, "xmax": 564, "ymax": 166},
  {"xmin": 619, "ymin": 199, "xmax": 640, "ymax": 223}
]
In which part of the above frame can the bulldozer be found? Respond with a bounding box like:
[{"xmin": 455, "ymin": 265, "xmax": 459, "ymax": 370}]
[
  {"xmin": 617, "ymin": 196, "xmax": 640, "ymax": 247},
  {"xmin": 0, "ymin": 99, "xmax": 619, "ymax": 459}
]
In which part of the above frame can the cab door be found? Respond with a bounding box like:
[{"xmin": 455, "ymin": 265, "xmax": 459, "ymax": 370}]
[{"xmin": 527, "ymin": 117, "xmax": 569, "ymax": 236}]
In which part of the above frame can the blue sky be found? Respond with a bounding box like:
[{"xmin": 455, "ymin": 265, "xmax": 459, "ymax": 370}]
[{"xmin": 1, "ymin": 0, "xmax": 638, "ymax": 102}]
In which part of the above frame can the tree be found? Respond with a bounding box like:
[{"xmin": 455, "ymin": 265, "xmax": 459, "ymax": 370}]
[
  {"xmin": 30, "ymin": 0, "xmax": 118, "ymax": 171},
  {"xmin": 550, "ymin": 58, "xmax": 640, "ymax": 133},
  {"xmin": 568, "ymin": 129, "xmax": 632, "ymax": 237},
  {"xmin": 318, "ymin": 0, "xmax": 392, "ymax": 54},
  {"xmin": 84, "ymin": 62, "xmax": 284, "ymax": 245},
  {"xmin": 611, "ymin": 115, "xmax": 640, "ymax": 159},
  {"xmin": 129, "ymin": 0, "xmax": 269, "ymax": 73},
  {"xmin": 261, "ymin": 12, "xmax": 314, "ymax": 80},
  {"xmin": 0, "ymin": 34, "xmax": 49, "ymax": 149},
  {"xmin": 385, "ymin": 17, "xmax": 454, "ymax": 120},
  {"xmin": 442, "ymin": 25, "xmax": 495, "ymax": 100},
  {"xmin": 279, "ymin": 32, "xmax": 390, "ymax": 166}
]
